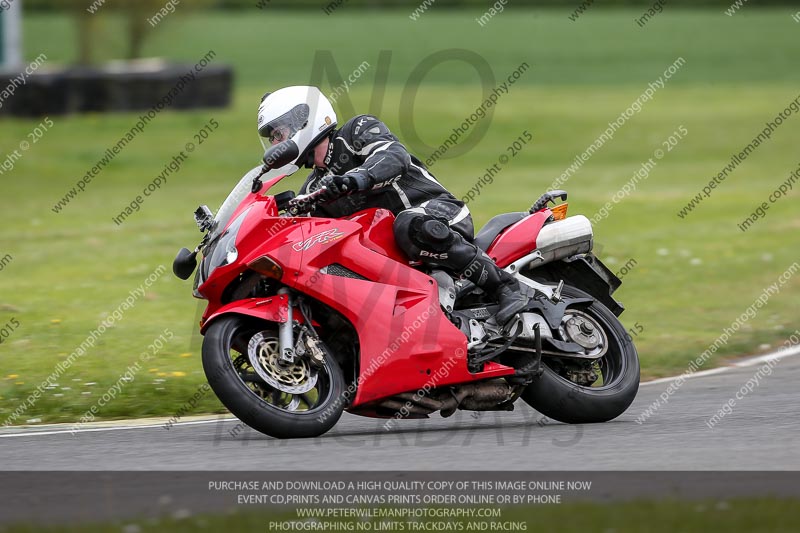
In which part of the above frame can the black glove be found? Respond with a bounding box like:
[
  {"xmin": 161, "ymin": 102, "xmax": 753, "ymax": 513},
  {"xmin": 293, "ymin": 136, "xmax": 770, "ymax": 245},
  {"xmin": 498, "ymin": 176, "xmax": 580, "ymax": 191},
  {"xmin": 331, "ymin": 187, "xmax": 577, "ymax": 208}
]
[{"xmin": 318, "ymin": 174, "xmax": 358, "ymax": 201}]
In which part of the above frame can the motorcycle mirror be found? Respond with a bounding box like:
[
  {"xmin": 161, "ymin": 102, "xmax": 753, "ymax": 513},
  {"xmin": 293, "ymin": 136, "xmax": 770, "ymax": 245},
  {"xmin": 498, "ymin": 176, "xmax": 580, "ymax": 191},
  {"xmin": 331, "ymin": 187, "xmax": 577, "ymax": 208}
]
[
  {"xmin": 173, "ymin": 247, "xmax": 198, "ymax": 280},
  {"xmin": 262, "ymin": 140, "xmax": 299, "ymax": 170}
]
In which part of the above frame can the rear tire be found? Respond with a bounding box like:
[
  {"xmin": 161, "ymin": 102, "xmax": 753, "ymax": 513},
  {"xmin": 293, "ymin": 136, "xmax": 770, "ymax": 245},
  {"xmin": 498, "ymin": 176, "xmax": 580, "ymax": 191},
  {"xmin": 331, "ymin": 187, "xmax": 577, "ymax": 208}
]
[
  {"xmin": 202, "ymin": 316, "xmax": 346, "ymax": 439},
  {"xmin": 520, "ymin": 285, "xmax": 639, "ymax": 424}
]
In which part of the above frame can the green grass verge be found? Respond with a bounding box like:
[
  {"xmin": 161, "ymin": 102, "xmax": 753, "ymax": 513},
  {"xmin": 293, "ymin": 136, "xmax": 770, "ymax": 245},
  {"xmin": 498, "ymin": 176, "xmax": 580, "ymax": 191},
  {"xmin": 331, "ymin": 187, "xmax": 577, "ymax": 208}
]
[
  {"xmin": 4, "ymin": 499, "xmax": 799, "ymax": 532},
  {"xmin": 22, "ymin": 9, "xmax": 800, "ymax": 87},
  {"xmin": 1, "ymin": 9, "xmax": 798, "ymax": 424}
]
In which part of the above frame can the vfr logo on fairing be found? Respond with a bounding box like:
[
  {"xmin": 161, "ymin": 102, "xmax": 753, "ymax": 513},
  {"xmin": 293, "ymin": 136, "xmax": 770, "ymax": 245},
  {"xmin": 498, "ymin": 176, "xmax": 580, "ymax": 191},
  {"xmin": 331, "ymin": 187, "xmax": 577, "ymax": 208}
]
[{"xmin": 292, "ymin": 228, "xmax": 345, "ymax": 251}]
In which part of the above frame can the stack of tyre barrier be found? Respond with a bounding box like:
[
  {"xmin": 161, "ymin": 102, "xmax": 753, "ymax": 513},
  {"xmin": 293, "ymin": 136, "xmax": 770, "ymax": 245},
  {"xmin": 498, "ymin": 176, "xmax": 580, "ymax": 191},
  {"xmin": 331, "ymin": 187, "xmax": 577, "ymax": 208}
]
[{"xmin": 0, "ymin": 61, "xmax": 232, "ymax": 116}]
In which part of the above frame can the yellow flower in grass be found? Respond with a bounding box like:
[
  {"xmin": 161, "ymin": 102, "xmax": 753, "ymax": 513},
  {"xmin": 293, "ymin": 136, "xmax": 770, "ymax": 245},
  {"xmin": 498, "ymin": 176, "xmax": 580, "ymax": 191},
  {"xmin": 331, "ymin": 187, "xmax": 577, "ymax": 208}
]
[
  {"xmin": 179, "ymin": 353, "xmax": 193, "ymax": 358},
  {"xmin": 6, "ymin": 374, "xmax": 18, "ymax": 379},
  {"xmin": 170, "ymin": 371, "xmax": 186, "ymax": 377},
  {"xmin": 51, "ymin": 319, "xmax": 61, "ymax": 324}
]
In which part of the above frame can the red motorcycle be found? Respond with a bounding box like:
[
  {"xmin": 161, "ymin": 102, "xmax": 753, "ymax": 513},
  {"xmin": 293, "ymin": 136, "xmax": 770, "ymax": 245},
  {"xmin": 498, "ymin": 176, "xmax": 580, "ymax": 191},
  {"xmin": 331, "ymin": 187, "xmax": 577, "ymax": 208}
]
[{"xmin": 173, "ymin": 141, "xmax": 639, "ymax": 439}]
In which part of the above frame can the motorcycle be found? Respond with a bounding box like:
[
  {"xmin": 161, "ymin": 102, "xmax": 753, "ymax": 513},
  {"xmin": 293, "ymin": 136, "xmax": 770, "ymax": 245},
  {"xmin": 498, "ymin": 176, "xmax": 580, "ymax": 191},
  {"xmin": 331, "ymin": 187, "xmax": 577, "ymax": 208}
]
[{"xmin": 172, "ymin": 140, "xmax": 639, "ymax": 439}]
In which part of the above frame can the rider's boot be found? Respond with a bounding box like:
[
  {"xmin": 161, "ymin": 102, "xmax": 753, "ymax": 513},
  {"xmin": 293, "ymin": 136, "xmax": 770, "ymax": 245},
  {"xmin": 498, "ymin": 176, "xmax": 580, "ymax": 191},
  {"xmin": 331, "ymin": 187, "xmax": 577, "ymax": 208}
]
[{"xmin": 459, "ymin": 248, "xmax": 529, "ymax": 327}]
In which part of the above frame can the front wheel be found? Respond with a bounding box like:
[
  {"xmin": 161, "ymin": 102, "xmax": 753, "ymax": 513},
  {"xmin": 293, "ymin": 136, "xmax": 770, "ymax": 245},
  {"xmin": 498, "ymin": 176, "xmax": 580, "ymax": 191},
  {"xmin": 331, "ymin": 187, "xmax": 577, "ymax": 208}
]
[
  {"xmin": 520, "ymin": 284, "xmax": 639, "ymax": 424},
  {"xmin": 202, "ymin": 316, "xmax": 347, "ymax": 439}
]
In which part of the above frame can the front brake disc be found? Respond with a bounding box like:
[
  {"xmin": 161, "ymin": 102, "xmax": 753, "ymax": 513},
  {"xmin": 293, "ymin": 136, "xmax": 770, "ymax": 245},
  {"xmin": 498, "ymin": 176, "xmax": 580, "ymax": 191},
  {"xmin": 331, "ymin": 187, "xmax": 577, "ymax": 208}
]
[{"xmin": 247, "ymin": 331, "xmax": 318, "ymax": 394}]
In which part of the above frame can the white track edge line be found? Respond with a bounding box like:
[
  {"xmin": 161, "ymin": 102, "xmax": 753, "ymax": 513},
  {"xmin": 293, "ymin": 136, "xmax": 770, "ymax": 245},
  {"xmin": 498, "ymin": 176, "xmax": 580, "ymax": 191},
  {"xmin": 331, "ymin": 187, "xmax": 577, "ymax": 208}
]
[
  {"xmin": 0, "ymin": 418, "xmax": 237, "ymax": 438},
  {"xmin": 2, "ymin": 346, "xmax": 798, "ymax": 437},
  {"xmin": 640, "ymin": 344, "xmax": 800, "ymax": 386}
]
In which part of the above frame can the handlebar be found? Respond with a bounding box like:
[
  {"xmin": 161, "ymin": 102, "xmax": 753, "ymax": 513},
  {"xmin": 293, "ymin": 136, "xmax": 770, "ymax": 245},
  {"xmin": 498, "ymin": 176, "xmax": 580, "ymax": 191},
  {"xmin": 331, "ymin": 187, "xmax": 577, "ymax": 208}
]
[{"xmin": 285, "ymin": 187, "xmax": 329, "ymax": 216}]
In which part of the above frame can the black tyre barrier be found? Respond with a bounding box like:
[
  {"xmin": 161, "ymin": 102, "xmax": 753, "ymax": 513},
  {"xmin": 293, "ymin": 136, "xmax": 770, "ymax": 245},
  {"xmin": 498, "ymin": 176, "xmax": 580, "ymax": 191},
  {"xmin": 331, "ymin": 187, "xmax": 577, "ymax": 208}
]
[{"xmin": 0, "ymin": 62, "xmax": 232, "ymax": 117}]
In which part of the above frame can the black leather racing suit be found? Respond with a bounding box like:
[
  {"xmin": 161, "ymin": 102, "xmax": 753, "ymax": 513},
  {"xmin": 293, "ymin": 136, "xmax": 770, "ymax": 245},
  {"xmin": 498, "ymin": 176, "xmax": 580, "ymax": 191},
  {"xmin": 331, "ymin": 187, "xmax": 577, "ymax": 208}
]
[
  {"xmin": 299, "ymin": 114, "xmax": 476, "ymax": 272},
  {"xmin": 299, "ymin": 114, "xmax": 527, "ymax": 324}
]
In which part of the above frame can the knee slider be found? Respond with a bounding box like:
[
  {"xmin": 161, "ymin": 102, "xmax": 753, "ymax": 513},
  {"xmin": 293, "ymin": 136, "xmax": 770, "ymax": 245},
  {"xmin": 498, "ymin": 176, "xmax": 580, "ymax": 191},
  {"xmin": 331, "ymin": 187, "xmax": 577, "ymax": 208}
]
[
  {"xmin": 420, "ymin": 219, "xmax": 450, "ymax": 244},
  {"xmin": 412, "ymin": 216, "xmax": 454, "ymax": 252}
]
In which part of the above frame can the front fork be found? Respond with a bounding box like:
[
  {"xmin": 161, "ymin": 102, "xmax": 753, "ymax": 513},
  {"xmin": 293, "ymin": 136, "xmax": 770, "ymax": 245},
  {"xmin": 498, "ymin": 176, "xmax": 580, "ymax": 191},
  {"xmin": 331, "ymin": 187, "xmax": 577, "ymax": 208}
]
[
  {"xmin": 277, "ymin": 287, "xmax": 326, "ymax": 368},
  {"xmin": 277, "ymin": 287, "xmax": 296, "ymax": 364}
]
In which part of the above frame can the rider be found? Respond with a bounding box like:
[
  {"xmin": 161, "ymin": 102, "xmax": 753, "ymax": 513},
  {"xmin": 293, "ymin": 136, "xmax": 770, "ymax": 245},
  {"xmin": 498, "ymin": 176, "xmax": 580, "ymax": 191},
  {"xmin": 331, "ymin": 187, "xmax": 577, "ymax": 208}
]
[{"xmin": 257, "ymin": 86, "xmax": 528, "ymax": 326}]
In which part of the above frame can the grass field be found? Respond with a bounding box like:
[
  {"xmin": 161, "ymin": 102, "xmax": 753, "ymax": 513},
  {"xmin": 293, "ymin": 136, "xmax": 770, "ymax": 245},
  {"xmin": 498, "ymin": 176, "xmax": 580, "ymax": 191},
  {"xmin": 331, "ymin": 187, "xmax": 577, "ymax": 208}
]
[
  {"xmin": 5, "ymin": 498, "xmax": 800, "ymax": 532},
  {"xmin": 1, "ymin": 8, "xmax": 799, "ymax": 424}
]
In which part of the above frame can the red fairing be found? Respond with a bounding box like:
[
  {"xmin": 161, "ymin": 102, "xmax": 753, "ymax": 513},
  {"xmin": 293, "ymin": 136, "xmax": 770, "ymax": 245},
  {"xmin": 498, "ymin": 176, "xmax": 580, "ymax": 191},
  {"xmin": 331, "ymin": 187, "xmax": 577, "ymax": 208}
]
[
  {"xmin": 288, "ymin": 210, "xmax": 514, "ymax": 405},
  {"xmin": 347, "ymin": 208, "xmax": 407, "ymax": 262},
  {"xmin": 196, "ymin": 197, "xmax": 306, "ymax": 320},
  {"xmin": 485, "ymin": 210, "xmax": 551, "ymax": 267},
  {"xmin": 201, "ymin": 296, "xmax": 290, "ymax": 334},
  {"xmin": 196, "ymin": 193, "xmax": 519, "ymax": 409}
]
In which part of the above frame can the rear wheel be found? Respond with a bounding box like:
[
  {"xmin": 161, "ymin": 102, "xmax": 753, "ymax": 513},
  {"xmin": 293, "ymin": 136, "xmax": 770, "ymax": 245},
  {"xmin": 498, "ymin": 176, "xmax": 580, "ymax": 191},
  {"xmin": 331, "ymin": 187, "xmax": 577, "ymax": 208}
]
[
  {"xmin": 520, "ymin": 284, "xmax": 639, "ymax": 424},
  {"xmin": 202, "ymin": 316, "xmax": 346, "ymax": 439}
]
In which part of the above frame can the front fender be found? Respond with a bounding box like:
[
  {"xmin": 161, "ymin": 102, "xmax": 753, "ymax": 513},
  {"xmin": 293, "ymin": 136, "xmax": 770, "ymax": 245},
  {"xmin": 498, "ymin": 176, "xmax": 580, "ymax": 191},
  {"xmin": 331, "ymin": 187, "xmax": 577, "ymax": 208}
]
[{"xmin": 200, "ymin": 296, "xmax": 290, "ymax": 334}]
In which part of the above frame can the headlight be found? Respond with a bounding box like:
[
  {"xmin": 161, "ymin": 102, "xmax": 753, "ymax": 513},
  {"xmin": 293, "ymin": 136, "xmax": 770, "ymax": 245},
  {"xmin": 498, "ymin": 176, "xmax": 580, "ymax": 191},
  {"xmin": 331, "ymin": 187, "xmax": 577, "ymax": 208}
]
[
  {"xmin": 225, "ymin": 242, "xmax": 239, "ymax": 265},
  {"xmin": 202, "ymin": 207, "xmax": 251, "ymax": 280}
]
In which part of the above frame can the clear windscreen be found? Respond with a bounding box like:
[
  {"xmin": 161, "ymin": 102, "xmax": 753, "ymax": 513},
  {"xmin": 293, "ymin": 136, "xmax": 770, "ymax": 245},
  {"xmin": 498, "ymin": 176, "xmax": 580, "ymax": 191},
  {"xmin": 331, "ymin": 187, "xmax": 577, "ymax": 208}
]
[
  {"xmin": 259, "ymin": 136, "xmax": 270, "ymax": 155},
  {"xmin": 208, "ymin": 163, "xmax": 298, "ymax": 242}
]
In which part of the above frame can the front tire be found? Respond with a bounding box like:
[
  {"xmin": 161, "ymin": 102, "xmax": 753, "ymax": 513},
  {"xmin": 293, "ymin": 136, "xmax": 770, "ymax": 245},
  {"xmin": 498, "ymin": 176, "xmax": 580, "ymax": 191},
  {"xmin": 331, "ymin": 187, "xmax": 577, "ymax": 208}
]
[
  {"xmin": 202, "ymin": 316, "xmax": 346, "ymax": 439},
  {"xmin": 520, "ymin": 285, "xmax": 639, "ymax": 424}
]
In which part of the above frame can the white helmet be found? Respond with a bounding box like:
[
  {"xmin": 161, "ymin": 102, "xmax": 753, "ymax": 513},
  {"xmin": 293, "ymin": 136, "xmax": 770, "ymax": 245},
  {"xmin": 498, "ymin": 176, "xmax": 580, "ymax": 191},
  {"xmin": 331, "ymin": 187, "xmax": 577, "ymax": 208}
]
[{"xmin": 257, "ymin": 86, "xmax": 337, "ymax": 168}]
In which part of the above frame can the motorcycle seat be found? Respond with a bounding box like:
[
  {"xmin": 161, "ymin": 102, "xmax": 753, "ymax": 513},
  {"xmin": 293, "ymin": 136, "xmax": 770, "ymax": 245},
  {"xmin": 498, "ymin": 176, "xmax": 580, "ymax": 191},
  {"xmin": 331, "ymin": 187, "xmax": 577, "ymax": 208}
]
[{"xmin": 473, "ymin": 212, "xmax": 527, "ymax": 251}]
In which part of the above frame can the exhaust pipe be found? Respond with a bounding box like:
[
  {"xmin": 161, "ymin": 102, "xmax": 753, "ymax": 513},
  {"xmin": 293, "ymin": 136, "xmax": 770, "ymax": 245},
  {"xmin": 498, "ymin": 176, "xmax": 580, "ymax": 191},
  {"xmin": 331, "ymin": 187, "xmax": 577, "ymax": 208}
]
[
  {"xmin": 381, "ymin": 380, "xmax": 516, "ymax": 419},
  {"xmin": 379, "ymin": 400, "xmax": 433, "ymax": 418}
]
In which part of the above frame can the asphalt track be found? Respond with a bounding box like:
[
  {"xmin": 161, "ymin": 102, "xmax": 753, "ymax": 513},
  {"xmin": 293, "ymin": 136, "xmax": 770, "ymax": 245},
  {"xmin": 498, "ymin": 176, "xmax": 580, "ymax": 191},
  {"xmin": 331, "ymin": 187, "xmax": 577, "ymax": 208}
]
[{"xmin": 2, "ymin": 349, "xmax": 798, "ymax": 471}]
